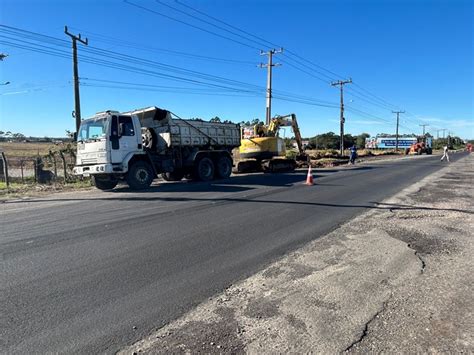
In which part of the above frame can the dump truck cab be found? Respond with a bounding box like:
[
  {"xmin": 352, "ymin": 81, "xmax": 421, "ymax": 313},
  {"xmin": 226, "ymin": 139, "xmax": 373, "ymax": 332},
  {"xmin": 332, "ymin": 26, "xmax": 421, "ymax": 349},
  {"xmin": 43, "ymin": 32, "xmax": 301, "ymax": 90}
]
[{"xmin": 74, "ymin": 111, "xmax": 144, "ymax": 177}]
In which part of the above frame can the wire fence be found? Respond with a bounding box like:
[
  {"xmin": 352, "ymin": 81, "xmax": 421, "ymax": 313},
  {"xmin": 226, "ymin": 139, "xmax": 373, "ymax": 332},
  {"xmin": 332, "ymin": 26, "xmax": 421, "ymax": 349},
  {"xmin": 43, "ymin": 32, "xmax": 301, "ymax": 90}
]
[{"xmin": 0, "ymin": 149, "xmax": 82, "ymax": 187}]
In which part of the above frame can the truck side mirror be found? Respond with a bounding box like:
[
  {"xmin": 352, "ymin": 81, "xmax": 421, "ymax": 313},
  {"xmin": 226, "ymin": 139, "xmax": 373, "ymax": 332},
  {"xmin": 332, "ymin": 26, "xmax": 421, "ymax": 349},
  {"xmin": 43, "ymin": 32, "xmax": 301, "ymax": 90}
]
[{"xmin": 73, "ymin": 132, "xmax": 77, "ymax": 141}]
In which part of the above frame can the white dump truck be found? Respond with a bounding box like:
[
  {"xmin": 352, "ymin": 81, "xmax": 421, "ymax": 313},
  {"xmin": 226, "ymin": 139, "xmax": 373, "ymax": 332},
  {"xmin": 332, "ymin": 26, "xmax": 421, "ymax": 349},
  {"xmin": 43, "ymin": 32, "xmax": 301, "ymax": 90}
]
[{"xmin": 73, "ymin": 106, "xmax": 241, "ymax": 190}]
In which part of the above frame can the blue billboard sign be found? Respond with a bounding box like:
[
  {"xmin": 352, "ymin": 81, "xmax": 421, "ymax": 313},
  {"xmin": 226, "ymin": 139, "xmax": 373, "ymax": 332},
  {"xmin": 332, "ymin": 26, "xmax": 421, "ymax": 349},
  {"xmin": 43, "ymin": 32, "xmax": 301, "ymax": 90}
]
[{"xmin": 377, "ymin": 138, "xmax": 417, "ymax": 148}]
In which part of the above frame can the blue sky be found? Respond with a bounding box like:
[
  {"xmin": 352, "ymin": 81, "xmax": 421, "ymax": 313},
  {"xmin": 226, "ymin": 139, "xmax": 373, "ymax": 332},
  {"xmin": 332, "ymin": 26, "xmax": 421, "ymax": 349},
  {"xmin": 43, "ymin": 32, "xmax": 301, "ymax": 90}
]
[{"xmin": 0, "ymin": 0, "xmax": 472, "ymax": 139}]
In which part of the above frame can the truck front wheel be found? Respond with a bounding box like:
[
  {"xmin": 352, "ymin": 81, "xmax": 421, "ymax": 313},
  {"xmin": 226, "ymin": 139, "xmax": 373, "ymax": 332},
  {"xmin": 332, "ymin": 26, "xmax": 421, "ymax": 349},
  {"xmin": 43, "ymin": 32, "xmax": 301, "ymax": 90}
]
[
  {"xmin": 195, "ymin": 157, "xmax": 215, "ymax": 181},
  {"xmin": 92, "ymin": 175, "xmax": 118, "ymax": 191},
  {"xmin": 126, "ymin": 161, "xmax": 154, "ymax": 190}
]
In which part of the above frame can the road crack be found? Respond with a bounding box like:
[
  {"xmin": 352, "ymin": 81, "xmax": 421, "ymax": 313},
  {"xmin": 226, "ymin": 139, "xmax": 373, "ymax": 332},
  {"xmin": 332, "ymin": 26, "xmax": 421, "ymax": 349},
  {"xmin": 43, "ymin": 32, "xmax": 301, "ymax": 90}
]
[
  {"xmin": 344, "ymin": 296, "xmax": 391, "ymax": 352},
  {"xmin": 407, "ymin": 243, "xmax": 426, "ymax": 274}
]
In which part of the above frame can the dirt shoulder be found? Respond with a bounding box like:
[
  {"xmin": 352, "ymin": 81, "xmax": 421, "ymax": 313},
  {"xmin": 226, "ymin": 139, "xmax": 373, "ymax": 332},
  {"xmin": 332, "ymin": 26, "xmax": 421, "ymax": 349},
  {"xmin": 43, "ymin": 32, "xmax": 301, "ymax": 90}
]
[{"xmin": 121, "ymin": 154, "xmax": 473, "ymax": 354}]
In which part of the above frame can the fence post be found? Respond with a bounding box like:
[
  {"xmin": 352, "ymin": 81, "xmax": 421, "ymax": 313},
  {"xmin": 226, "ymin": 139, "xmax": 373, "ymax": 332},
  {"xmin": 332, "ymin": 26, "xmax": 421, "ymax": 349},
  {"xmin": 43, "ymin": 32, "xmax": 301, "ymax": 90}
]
[
  {"xmin": 59, "ymin": 151, "xmax": 68, "ymax": 182},
  {"xmin": 52, "ymin": 154, "xmax": 58, "ymax": 183},
  {"xmin": 33, "ymin": 159, "xmax": 38, "ymax": 183},
  {"xmin": 1, "ymin": 152, "xmax": 9, "ymax": 188},
  {"xmin": 20, "ymin": 160, "xmax": 24, "ymax": 184}
]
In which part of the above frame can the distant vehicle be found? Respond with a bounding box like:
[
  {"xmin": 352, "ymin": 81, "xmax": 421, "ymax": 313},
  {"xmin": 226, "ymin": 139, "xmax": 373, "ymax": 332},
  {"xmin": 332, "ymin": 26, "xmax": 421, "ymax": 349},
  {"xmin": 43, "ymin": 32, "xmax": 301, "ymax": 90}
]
[
  {"xmin": 73, "ymin": 106, "xmax": 241, "ymax": 190},
  {"xmin": 405, "ymin": 136, "xmax": 433, "ymax": 155}
]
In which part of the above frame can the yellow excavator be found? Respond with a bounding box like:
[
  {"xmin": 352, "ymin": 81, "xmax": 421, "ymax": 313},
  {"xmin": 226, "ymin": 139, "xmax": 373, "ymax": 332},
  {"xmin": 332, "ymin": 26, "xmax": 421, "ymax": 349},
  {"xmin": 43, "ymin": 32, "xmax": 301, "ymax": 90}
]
[{"xmin": 236, "ymin": 113, "xmax": 308, "ymax": 173}]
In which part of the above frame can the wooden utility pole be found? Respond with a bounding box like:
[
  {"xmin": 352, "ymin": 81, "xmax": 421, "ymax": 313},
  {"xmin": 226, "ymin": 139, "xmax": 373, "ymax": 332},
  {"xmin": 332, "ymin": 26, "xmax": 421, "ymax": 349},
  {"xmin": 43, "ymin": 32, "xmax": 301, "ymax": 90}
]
[
  {"xmin": 259, "ymin": 48, "xmax": 283, "ymax": 125},
  {"xmin": 331, "ymin": 78, "xmax": 352, "ymax": 155},
  {"xmin": 419, "ymin": 124, "xmax": 429, "ymax": 136},
  {"xmin": 64, "ymin": 26, "xmax": 88, "ymax": 134},
  {"xmin": 392, "ymin": 110, "xmax": 405, "ymax": 151}
]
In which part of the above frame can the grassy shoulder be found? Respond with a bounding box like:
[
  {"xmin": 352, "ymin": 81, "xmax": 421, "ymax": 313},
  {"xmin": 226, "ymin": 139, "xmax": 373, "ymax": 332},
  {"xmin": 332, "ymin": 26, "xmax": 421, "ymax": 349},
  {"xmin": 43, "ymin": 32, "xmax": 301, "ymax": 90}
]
[{"xmin": 0, "ymin": 179, "xmax": 93, "ymax": 200}]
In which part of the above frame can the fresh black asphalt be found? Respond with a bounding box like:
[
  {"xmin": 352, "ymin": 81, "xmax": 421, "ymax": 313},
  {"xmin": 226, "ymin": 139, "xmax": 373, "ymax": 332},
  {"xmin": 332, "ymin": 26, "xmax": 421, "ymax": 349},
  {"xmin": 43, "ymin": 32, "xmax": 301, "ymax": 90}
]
[{"xmin": 0, "ymin": 153, "xmax": 467, "ymax": 353}]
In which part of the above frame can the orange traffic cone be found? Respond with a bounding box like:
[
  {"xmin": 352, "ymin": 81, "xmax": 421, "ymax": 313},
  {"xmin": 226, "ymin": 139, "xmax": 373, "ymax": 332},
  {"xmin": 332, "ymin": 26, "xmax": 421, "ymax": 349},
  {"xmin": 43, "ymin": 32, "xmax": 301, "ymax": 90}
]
[{"xmin": 305, "ymin": 165, "xmax": 314, "ymax": 185}]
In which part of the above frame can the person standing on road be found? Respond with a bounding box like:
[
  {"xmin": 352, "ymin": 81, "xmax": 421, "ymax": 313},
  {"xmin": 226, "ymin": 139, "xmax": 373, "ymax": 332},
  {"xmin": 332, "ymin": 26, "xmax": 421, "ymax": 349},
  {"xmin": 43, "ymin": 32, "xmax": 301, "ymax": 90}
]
[
  {"xmin": 441, "ymin": 145, "xmax": 450, "ymax": 162},
  {"xmin": 349, "ymin": 145, "xmax": 358, "ymax": 165}
]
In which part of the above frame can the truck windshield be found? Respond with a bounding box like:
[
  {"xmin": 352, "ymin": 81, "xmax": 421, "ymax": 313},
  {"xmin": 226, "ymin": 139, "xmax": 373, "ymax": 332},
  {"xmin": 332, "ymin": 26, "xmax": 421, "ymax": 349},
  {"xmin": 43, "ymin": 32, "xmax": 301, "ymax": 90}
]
[{"xmin": 78, "ymin": 117, "xmax": 108, "ymax": 142}]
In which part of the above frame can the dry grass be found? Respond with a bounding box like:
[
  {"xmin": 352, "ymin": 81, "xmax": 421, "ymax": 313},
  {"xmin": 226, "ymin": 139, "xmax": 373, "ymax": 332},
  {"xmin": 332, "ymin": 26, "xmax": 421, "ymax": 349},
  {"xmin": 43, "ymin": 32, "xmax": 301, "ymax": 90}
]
[{"xmin": 0, "ymin": 142, "xmax": 62, "ymax": 158}]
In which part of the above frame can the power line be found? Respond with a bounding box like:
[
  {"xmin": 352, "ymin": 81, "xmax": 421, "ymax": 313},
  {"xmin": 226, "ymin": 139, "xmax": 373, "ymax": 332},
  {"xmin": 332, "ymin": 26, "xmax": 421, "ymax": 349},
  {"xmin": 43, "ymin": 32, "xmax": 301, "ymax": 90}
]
[
  {"xmin": 124, "ymin": 0, "xmax": 261, "ymax": 50},
  {"xmin": 68, "ymin": 26, "xmax": 258, "ymax": 66},
  {"xmin": 174, "ymin": 0, "xmax": 343, "ymax": 81},
  {"xmin": 1, "ymin": 26, "xmax": 341, "ymax": 110}
]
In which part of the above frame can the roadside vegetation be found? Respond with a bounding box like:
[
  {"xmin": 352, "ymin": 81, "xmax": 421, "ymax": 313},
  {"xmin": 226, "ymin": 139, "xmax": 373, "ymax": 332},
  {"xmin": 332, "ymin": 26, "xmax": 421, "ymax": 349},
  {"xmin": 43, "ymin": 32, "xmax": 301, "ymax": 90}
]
[{"xmin": 0, "ymin": 141, "xmax": 93, "ymax": 199}]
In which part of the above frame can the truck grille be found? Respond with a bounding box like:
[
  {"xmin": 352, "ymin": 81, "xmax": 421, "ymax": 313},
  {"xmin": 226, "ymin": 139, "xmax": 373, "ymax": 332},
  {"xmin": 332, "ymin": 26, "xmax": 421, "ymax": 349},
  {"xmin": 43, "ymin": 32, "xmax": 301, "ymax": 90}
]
[{"xmin": 81, "ymin": 158, "xmax": 98, "ymax": 165}]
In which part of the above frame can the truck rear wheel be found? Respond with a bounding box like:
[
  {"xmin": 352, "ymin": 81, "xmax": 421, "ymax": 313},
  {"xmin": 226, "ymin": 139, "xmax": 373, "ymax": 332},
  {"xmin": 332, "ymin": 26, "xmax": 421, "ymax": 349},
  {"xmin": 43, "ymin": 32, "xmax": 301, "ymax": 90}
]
[
  {"xmin": 126, "ymin": 161, "xmax": 154, "ymax": 190},
  {"xmin": 161, "ymin": 170, "xmax": 185, "ymax": 181},
  {"xmin": 195, "ymin": 157, "xmax": 215, "ymax": 181},
  {"xmin": 92, "ymin": 175, "xmax": 118, "ymax": 190},
  {"xmin": 215, "ymin": 155, "xmax": 232, "ymax": 179}
]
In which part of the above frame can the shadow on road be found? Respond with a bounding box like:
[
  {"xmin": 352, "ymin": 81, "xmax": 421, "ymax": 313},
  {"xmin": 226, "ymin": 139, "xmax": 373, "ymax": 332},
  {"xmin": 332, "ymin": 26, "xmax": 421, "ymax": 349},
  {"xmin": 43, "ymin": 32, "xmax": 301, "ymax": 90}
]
[{"xmin": 6, "ymin": 189, "xmax": 472, "ymax": 215}]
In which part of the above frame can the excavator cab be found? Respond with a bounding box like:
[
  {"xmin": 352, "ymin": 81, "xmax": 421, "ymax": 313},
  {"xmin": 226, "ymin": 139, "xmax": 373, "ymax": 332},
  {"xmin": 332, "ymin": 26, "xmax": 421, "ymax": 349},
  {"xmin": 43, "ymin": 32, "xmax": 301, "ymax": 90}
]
[{"xmin": 236, "ymin": 114, "xmax": 308, "ymax": 173}]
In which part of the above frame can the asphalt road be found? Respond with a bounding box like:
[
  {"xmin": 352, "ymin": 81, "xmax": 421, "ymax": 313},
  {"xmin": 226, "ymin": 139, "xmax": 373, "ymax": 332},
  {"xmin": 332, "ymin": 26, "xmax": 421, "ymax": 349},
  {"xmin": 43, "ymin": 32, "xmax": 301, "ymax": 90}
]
[{"xmin": 1, "ymin": 153, "xmax": 467, "ymax": 354}]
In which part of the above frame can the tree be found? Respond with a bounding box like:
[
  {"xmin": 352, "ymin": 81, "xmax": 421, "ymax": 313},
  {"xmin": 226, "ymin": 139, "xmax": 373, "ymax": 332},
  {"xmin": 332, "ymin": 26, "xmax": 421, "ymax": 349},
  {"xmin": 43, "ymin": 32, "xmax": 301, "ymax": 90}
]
[
  {"xmin": 12, "ymin": 133, "xmax": 26, "ymax": 141},
  {"xmin": 343, "ymin": 134, "xmax": 356, "ymax": 149},
  {"xmin": 210, "ymin": 116, "xmax": 221, "ymax": 123},
  {"xmin": 356, "ymin": 133, "xmax": 370, "ymax": 149},
  {"xmin": 309, "ymin": 132, "xmax": 339, "ymax": 149}
]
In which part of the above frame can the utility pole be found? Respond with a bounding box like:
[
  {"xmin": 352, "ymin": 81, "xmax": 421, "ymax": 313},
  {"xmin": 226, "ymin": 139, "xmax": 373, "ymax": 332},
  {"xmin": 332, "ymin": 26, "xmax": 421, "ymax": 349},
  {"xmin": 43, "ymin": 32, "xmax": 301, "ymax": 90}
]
[
  {"xmin": 442, "ymin": 129, "xmax": 447, "ymax": 138},
  {"xmin": 64, "ymin": 26, "xmax": 88, "ymax": 134},
  {"xmin": 436, "ymin": 129, "xmax": 443, "ymax": 139},
  {"xmin": 392, "ymin": 110, "xmax": 405, "ymax": 151},
  {"xmin": 419, "ymin": 124, "xmax": 429, "ymax": 136},
  {"xmin": 259, "ymin": 48, "xmax": 283, "ymax": 125},
  {"xmin": 331, "ymin": 78, "xmax": 352, "ymax": 155}
]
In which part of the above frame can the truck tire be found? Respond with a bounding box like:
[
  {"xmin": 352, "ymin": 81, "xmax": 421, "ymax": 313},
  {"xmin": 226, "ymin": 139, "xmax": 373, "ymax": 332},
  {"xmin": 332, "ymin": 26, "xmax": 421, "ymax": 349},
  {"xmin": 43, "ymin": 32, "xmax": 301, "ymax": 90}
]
[
  {"xmin": 194, "ymin": 157, "xmax": 215, "ymax": 181},
  {"xmin": 426, "ymin": 148, "xmax": 433, "ymax": 155},
  {"xmin": 161, "ymin": 170, "xmax": 185, "ymax": 181},
  {"xmin": 215, "ymin": 155, "xmax": 232, "ymax": 179},
  {"xmin": 126, "ymin": 161, "xmax": 154, "ymax": 190},
  {"xmin": 417, "ymin": 148, "xmax": 422, "ymax": 155},
  {"xmin": 92, "ymin": 175, "xmax": 118, "ymax": 190},
  {"xmin": 405, "ymin": 148, "xmax": 410, "ymax": 155}
]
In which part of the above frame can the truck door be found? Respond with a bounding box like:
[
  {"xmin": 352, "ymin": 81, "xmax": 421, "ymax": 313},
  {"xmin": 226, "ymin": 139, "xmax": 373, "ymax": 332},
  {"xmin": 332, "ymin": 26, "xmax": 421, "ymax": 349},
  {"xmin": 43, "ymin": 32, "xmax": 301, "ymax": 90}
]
[{"xmin": 109, "ymin": 115, "xmax": 140, "ymax": 164}]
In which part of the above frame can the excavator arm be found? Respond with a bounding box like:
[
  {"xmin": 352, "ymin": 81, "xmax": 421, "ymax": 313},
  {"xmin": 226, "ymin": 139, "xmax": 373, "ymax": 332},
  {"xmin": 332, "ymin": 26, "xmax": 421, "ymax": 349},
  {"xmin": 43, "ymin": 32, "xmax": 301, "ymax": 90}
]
[{"xmin": 271, "ymin": 114, "xmax": 306, "ymax": 157}]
